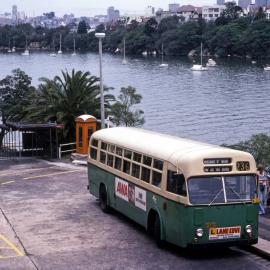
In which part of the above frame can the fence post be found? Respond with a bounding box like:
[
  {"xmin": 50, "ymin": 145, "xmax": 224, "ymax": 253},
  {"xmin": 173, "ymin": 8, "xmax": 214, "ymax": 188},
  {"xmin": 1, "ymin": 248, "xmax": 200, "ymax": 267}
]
[{"xmin": 58, "ymin": 146, "xmax": 61, "ymax": 160}]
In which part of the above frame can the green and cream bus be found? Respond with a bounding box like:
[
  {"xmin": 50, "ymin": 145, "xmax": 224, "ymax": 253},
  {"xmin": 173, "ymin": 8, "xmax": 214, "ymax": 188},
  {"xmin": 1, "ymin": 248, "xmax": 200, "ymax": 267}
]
[{"xmin": 87, "ymin": 127, "xmax": 259, "ymax": 248}]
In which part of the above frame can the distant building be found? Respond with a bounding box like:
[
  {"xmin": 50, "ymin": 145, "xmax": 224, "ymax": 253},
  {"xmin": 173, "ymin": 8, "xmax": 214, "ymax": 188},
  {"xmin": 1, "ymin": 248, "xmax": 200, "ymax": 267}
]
[
  {"xmin": 107, "ymin": 6, "xmax": 120, "ymax": 22},
  {"xmin": 255, "ymin": 0, "xmax": 268, "ymax": 7},
  {"xmin": 145, "ymin": 6, "xmax": 155, "ymax": 16},
  {"xmin": 177, "ymin": 5, "xmax": 202, "ymax": 22},
  {"xmin": 266, "ymin": 8, "xmax": 270, "ymax": 19},
  {"xmin": 12, "ymin": 5, "xmax": 17, "ymax": 23},
  {"xmin": 216, "ymin": 0, "xmax": 225, "ymax": 5},
  {"xmin": 238, "ymin": 0, "xmax": 252, "ymax": 9},
  {"xmin": 169, "ymin": 3, "xmax": 180, "ymax": 12},
  {"xmin": 202, "ymin": 5, "xmax": 226, "ymax": 21}
]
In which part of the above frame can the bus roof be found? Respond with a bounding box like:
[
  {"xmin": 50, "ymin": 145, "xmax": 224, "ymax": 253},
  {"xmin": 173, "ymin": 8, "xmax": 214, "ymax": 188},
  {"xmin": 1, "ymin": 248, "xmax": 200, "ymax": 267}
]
[{"xmin": 92, "ymin": 127, "xmax": 256, "ymax": 176}]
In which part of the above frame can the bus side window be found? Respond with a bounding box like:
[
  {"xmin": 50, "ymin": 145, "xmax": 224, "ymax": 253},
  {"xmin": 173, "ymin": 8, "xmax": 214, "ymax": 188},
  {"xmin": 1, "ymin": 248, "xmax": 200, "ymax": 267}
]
[
  {"xmin": 154, "ymin": 159, "xmax": 163, "ymax": 171},
  {"xmin": 123, "ymin": 160, "xmax": 131, "ymax": 174},
  {"xmin": 90, "ymin": 148, "xmax": 97, "ymax": 160},
  {"xmin": 141, "ymin": 167, "xmax": 150, "ymax": 183},
  {"xmin": 167, "ymin": 171, "xmax": 187, "ymax": 196},
  {"xmin": 116, "ymin": 147, "xmax": 123, "ymax": 156},
  {"xmin": 152, "ymin": 171, "xmax": 162, "ymax": 188},
  {"xmin": 100, "ymin": 151, "xmax": 106, "ymax": 164},
  {"xmin": 132, "ymin": 163, "xmax": 140, "ymax": 178},
  {"xmin": 107, "ymin": 154, "xmax": 114, "ymax": 167},
  {"xmin": 101, "ymin": 142, "xmax": 107, "ymax": 150},
  {"xmin": 115, "ymin": 157, "xmax": 122, "ymax": 170},
  {"xmin": 91, "ymin": 139, "xmax": 98, "ymax": 147},
  {"xmin": 143, "ymin": 155, "xmax": 152, "ymax": 167},
  {"xmin": 124, "ymin": 150, "xmax": 132, "ymax": 159}
]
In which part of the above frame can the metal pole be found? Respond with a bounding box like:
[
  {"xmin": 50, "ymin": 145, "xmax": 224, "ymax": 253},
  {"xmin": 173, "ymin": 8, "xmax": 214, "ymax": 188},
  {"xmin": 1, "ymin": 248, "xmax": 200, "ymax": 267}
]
[{"xmin": 98, "ymin": 38, "xmax": 105, "ymax": 129}]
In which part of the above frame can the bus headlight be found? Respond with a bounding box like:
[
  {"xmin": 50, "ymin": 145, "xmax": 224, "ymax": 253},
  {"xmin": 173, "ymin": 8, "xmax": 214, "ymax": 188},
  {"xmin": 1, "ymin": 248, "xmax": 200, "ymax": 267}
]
[
  {"xmin": 196, "ymin": 228, "xmax": 204, "ymax": 238},
  {"xmin": 245, "ymin": 225, "xmax": 252, "ymax": 235}
]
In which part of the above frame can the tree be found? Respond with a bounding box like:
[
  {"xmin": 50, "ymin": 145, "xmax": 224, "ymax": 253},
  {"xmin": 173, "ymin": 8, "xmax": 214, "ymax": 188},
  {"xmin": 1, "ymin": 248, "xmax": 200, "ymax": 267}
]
[
  {"xmin": 255, "ymin": 7, "xmax": 266, "ymax": 21},
  {"xmin": 25, "ymin": 69, "xmax": 114, "ymax": 141},
  {"xmin": 77, "ymin": 20, "xmax": 88, "ymax": 34},
  {"xmin": 110, "ymin": 86, "xmax": 145, "ymax": 127},
  {"xmin": 0, "ymin": 69, "xmax": 36, "ymax": 146},
  {"xmin": 223, "ymin": 134, "xmax": 270, "ymax": 166},
  {"xmin": 222, "ymin": 2, "xmax": 242, "ymax": 20}
]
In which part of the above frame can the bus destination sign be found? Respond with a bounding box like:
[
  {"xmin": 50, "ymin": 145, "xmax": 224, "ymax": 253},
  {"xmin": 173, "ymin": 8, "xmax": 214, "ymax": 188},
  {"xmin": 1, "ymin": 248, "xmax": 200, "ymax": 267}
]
[
  {"xmin": 204, "ymin": 166, "xmax": 232, "ymax": 173},
  {"xmin": 203, "ymin": 158, "xmax": 231, "ymax": 165}
]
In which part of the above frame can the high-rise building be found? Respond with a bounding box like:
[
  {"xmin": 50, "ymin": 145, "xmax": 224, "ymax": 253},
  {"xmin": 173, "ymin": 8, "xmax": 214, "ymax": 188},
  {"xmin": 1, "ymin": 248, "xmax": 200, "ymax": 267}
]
[
  {"xmin": 169, "ymin": 3, "xmax": 180, "ymax": 12},
  {"xmin": 216, "ymin": 0, "xmax": 225, "ymax": 5},
  {"xmin": 238, "ymin": 0, "xmax": 252, "ymax": 9},
  {"xmin": 107, "ymin": 6, "xmax": 120, "ymax": 22},
  {"xmin": 145, "ymin": 6, "xmax": 155, "ymax": 16},
  {"xmin": 12, "ymin": 5, "xmax": 17, "ymax": 22},
  {"xmin": 255, "ymin": 0, "xmax": 267, "ymax": 7}
]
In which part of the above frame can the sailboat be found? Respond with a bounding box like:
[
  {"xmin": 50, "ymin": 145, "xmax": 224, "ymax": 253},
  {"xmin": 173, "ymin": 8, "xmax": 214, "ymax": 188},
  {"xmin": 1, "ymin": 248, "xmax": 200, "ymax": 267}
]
[
  {"xmin": 71, "ymin": 37, "xmax": 76, "ymax": 56},
  {"xmin": 159, "ymin": 43, "xmax": 168, "ymax": 67},
  {"xmin": 21, "ymin": 37, "xmax": 30, "ymax": 56},
  {"xmin": 122, "ymin": 37, "xmax": 127, "ymax": 65},
  {"xmin": 58, "ymin": 34, "xmax": 62, "ymax": 54},
  {"xmin": 191, "ymin": 43, "xmax": 208, "ymax": 71},
  {"xmin": 12, "ymin": 37, "xmax": 16, "ymax": 52},
  {"xmin": 206, "ymin": 58, "xmax": 216, "ymax": 67},
  {"xmin": 7, "ymin": 38, "xmax": 12, "ymax": 53},
  {"xmin": 49, "ymin": 39, "xmax": 57, "ymax": 57}
]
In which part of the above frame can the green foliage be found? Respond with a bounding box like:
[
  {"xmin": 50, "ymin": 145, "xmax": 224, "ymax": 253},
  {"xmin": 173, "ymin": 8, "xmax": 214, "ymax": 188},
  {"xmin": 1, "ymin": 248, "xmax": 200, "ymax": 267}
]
[
  {"xmin": 110, "ymin": 86, "xmax": 145, "ymax": 127},
  {"xmin": 223, "ymin": 134, "xmax": 270, "ymax": 166},
  {"xmin": 77, "ymin": 20, "xmax": 88, "ymax": 34},
  {"xmin": 26, "ymin": 69, "xmax": 114, "ymax": 140},
  {"xmin": 0, "ymin": 69, "xmax": 36, "ymax": 123}
]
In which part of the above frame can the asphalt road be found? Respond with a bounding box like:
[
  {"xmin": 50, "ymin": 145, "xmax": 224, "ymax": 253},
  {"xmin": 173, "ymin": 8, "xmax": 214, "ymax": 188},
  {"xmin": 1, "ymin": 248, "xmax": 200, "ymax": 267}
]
[{"xmin": 0, "ymin": 159, "xmax": 269, "ymax": 270}]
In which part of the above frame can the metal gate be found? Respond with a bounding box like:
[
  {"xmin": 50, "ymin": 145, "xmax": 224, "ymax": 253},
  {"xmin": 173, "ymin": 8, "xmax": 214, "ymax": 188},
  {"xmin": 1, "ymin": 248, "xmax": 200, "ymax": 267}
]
[{"xmin": 0, "ymin": 122, "xmax": 61, "ymax": 161}]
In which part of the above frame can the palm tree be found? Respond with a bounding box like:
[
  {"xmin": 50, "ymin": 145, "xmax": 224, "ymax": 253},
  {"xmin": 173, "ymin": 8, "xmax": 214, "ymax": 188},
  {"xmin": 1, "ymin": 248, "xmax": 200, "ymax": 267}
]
[{"xmin": 26, "ymin": 69, "xmax": 114, "ymax": 141}]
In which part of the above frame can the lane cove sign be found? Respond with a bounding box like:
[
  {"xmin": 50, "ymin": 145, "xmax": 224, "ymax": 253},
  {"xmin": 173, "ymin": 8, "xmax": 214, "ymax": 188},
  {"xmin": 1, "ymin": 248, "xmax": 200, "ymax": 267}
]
[
  {"xmin": 209, "ymin": 226, "xmax": 241, "ymax": 240},
  {"xmin": 115, "ymin": 177, "xmax": 146, "ymax": 211}
]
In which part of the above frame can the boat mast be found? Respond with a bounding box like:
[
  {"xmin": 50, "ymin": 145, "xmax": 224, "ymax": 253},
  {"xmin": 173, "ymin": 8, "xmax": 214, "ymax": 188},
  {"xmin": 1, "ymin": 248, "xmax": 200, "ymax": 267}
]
[
  {"xmin": 161, "ymin": 43, "xmax": 164, "ymax": 64},
  {"xmin": 59, "ymin": 34, "xmax": 62, "ymax": 52},
  {"xmin": 200, "ymin": 42, "xmax": 203, "ymax": 66},
  {"xmin": 123, "ymin": 37, "xmax": 126, "ymax": 62}
]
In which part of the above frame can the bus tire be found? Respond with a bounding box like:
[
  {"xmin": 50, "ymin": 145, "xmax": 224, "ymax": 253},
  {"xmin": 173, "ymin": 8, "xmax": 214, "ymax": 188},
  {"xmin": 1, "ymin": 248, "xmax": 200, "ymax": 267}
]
[
  {"xmin": 154, "ymin": 215, "xmax": 165, "ymax": 248},
  {"xmin": 99, "ymin": 184, "xmax": 109, "ymax": 213}
]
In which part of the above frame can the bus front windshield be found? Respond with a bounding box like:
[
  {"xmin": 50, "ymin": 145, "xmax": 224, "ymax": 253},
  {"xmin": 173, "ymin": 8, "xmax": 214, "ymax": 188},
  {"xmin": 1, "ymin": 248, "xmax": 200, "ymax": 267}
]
[{"xmin": 188, "ymin": 175, "xmax": 257, "ymax": 205}]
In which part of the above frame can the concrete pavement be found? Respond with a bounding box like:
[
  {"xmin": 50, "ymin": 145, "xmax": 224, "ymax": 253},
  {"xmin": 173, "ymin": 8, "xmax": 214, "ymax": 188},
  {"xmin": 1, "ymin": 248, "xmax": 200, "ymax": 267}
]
[{"xmin": 0, "ymin": 158, "xmax": 270, "ymax": 269}]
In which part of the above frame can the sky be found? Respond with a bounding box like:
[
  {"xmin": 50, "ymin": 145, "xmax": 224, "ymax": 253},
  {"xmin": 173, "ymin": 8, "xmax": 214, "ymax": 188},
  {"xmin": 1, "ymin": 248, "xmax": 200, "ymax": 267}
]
[{"xmin": 1, "ymin": 0, "xmax": 221, "ymax": 17}]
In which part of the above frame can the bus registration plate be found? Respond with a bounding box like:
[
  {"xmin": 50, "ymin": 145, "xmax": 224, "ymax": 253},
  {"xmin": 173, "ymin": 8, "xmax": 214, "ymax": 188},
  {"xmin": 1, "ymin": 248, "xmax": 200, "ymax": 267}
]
[{"xmin": 209, "ymin": 226, "xmax": 241, "ymax": 240}]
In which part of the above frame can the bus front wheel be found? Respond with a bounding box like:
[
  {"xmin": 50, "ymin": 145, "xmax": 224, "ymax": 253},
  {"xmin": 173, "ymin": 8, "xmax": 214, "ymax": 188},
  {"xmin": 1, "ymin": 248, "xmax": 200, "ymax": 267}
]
[
  {"xmin": 99, "ymin": 184, "xmax": 109, "ymax": 213},
  {"xmin": 154, "ymin": 215, "xmax": 165, "ymax": 248}
]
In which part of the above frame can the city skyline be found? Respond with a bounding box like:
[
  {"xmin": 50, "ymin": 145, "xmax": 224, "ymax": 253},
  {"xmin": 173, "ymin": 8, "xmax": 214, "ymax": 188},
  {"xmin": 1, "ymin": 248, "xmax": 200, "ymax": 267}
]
[{"xmin": 1, "ymin": 0, "xmax": 228, "ymax": 17}]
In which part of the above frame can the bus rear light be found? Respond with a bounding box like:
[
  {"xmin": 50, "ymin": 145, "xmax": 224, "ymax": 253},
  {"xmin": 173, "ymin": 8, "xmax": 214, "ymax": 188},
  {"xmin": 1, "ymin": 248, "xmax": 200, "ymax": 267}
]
[{"xmin": 196, "ymin": 228, "xmax": 204, "ymax": 238}]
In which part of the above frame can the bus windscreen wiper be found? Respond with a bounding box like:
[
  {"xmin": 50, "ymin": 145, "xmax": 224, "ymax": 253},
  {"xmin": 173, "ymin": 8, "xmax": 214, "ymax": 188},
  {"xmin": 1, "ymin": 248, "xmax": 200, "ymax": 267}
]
[{"xmin": 208, "ymin": 188, "xmax": 224, "ymax": 206}]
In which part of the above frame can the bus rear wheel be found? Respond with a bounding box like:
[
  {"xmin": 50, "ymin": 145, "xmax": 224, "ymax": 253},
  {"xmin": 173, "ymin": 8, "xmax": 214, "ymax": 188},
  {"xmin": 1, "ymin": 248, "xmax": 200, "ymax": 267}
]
[{"xmin": 99, "ymin": 184, "xmax": 109, "ymax": 213}]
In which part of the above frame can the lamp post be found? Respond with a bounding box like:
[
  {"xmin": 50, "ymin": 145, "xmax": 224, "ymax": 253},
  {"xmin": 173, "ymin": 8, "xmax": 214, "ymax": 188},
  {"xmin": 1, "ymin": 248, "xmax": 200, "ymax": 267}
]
[{"xmin": 95, "ymin": 32, "xmax": 106, "ymax": 129}]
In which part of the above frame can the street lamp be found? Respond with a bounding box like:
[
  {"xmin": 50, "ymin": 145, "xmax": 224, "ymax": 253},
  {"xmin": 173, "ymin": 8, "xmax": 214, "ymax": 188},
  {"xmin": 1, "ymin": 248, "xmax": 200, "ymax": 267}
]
[{"xmin": 95, "ymin": 32, "xmax": 106, "ymax": 129}]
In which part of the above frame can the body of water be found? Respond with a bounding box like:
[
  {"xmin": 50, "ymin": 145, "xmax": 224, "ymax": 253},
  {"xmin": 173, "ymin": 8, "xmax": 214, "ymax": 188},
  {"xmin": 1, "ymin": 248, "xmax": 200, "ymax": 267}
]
[{"xmin": 1, "ymin": 52, "xmax": 270, "ymax": 145}]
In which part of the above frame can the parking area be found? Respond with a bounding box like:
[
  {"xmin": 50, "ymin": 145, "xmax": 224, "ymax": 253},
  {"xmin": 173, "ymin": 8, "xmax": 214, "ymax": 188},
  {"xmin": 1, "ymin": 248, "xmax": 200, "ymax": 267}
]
[{"xmin": 0, "ymin": 159, "xmax": 269, "ymax": 270}]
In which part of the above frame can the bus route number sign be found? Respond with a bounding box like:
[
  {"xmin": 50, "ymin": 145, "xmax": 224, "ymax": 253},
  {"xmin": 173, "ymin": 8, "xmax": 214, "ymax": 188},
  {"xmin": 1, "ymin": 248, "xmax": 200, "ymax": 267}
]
[{"xmin": 236, "ymin": 161, "xmax": 250, "ymax": 171}]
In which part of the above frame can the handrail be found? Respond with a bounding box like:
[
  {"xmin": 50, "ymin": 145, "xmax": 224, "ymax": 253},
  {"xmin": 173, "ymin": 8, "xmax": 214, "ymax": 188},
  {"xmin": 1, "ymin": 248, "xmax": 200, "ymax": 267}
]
[{"xmin": 58, "ymin": 142, "xmax": 76, "ymax": 159}]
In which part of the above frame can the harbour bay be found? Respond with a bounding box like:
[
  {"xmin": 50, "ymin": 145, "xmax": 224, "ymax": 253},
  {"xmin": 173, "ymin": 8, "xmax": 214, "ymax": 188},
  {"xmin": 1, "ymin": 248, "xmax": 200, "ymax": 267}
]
[{"xmin": 1, "ymin": 51, "xmax": 270, "ymax": 145}]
